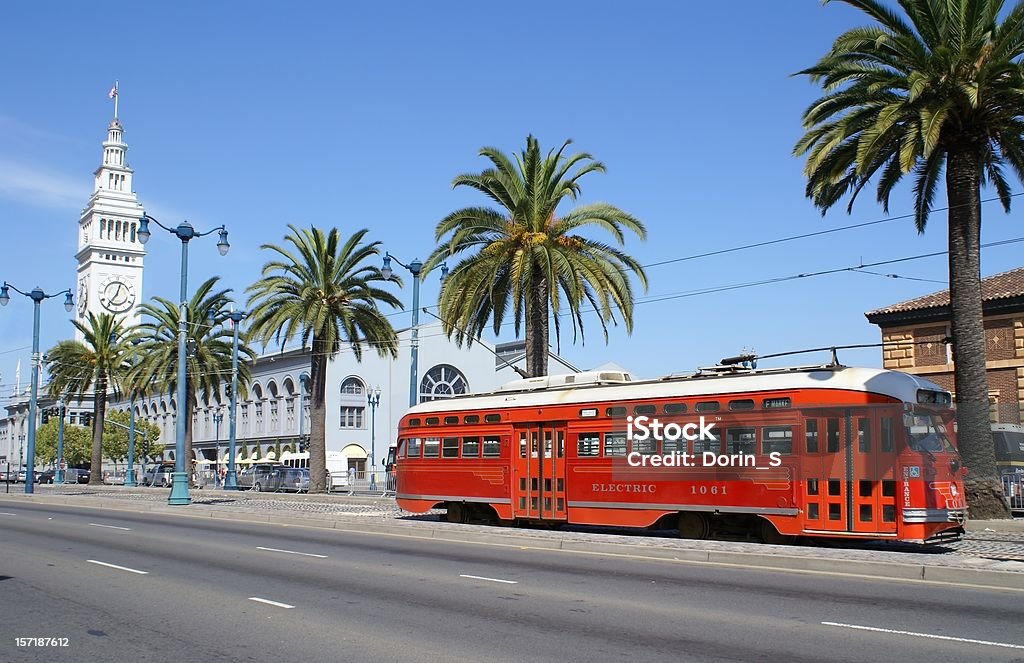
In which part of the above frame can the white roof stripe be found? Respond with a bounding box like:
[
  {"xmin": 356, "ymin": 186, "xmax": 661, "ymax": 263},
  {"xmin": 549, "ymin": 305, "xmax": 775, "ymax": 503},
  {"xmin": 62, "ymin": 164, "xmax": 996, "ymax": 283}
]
[{"xmin": 406, "ymin": 367, "xmax": 946, "ymax": 415}]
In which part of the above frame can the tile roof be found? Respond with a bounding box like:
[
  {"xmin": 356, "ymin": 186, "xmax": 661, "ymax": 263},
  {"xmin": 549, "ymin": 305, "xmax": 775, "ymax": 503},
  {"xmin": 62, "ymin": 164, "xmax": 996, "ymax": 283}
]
[{"xmin": 866, "ymin": 266, "xmax": 1024, "ymax": 316}]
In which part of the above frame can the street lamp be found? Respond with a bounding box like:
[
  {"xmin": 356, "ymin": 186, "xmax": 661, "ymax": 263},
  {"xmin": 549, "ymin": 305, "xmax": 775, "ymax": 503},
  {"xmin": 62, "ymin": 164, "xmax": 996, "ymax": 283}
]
[
  {"xmin": 113, "ymin": 334, "xmax": 144, "ymax": 488},
  {"xmin": 367, "ymin": 385, "xmax": 381, "ymax": 491},
  {"xmin": 138, "ymin": 213, "xmax": 229, "ymax": 505},
  {"xmin": 213, "ymin": 411, "xmax": 223, "ymax": 487},
  {"xmin": 56, "ymin": 394, "xmax": 66, "ymax": 484},
  {"xmin": 381, "ymin": 254, "xmax": 447, "ymax": 407},
  {"xmin": 0, "ymin": 281, "xmax": 73, "ymax": 494},
  {"xmin": 224, "ymin": 309, "xmax": 245, "ymax": 490}
]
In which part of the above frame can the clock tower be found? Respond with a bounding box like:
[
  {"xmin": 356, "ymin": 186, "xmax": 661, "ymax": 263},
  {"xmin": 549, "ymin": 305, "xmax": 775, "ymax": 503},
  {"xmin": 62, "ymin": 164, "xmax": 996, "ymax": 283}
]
[{"xmin": 74, "ymin": 111, "xmax": 145, "ymax": 340}]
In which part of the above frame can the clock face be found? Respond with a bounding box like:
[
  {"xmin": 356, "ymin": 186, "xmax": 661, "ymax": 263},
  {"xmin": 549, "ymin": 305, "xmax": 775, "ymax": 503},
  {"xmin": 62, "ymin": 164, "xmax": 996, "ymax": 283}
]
[{"xmin": 98, "ymin": 278, "xmax": 136, "ymax": 313}]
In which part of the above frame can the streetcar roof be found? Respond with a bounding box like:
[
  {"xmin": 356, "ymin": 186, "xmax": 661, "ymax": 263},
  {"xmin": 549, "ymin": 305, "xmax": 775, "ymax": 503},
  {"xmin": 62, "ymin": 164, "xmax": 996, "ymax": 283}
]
[{"xmin": 405, "ymin": 366, "xmax": 947, "ymax": 415}]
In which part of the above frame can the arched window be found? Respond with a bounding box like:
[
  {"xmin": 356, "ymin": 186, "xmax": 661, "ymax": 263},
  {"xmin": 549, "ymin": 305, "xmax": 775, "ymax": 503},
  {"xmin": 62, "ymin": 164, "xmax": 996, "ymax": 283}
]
[
  {"xmin": 341, "ymin": 377, "xmax": 364, "ymax": 395},
  {"xmin": 419, "ymin": 364, "xmax": 469, "ymax": 402},
  {"xmin": 339, "ymin": 377, "xmax": 365, "ymax": 429}
]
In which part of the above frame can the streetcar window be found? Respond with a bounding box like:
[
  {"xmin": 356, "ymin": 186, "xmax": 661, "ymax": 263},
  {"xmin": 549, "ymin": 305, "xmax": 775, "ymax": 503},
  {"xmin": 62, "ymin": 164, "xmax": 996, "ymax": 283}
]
[
  {"xmin": 728, "ymin": 399, "xmax": 755, "ymax": 411},
  {"xmin": 484, "ymin": 414, "xmax": 501, "ymax": 423},
  {"xmin": 519, "ymin": 432, "xmax": 527, "ymax": 458},
  {"xmin": 827, "ymin": 479, "xmax": 841, "ymax": 495},
  {"xmin": 634, "ymin": 404, "xmax": 656, "ymax": 416},
  {"xmin": 693, "ymin": 429, "xmax": 720, "ymax": 454},
  {"xmin": 423, "ymin": 438, "xmax": 440, "ymax": 457},
  {"xmin": 579, "ymin": 408, "xmax": 598, "ymax": 418},
  {"xmin": 482, "ymin": 436, "xmax": 501, "ymax": 457},
  {"xmin": 633, "ymin": 437, "xmax": 657, "ymax": 455},
  {"xmin": 664, "ymin": 402, "xmax": 687, "ymax": 415},
  {"xmin": 881, "ymin": 480, "xmax": 895, "ymax": 497},
  {"xmin": 577, "ymin": 433, "xmax": 600, "ymax": 457},
  {"xmin": 606, "ymin": 406, "xmax": 627, "ymax": 417},
  {"xmin": 426, "ymin": 417, "xmax": 440, "ymax": 426},
  {"xmin": 882, "ymin": 505, "xmax": 896, "ymax": 522},
  {"xmin": 442, "ymin": 437, "xmax": 459, "ymax": 458},
  {"xmin": 663, "ymin": 438, "xmax": 685, "ymax": 453},
  {"xmin": 881, "ymin": 417, "xmax": 894, "ymax": 452},
  {"xmin": 859, "ymin": 481, "xmax": 872, "ymax": 497},
  {"xmin": 408, "ymin": 418, "xmax": 421, "ymax": 426},
  {"xmin": 726, "ymin": 428, "xmax": 756, "ymax": 454},
  {"xmin": 805, "ymin": 420, "xmax": 819, "ymax": 453},
  {"xmin": 462, "ymin": 437, "xmax": 480, "ymax": 457},
  {"xmin": 826, "ymin": 419, "xmax": 840, "ymax": 453},
  {"xmin": 857, "ymin": 418, "xmax": 871, "ymax": 453},
  {"xmin": 828, "ymin": 504, "xmax": 841, "ymax": 521},
  {"xmin": 444, "ymin": 416, "xmax": 459, "ymax": 425},
  {"xmin": 407, "ymin": 438, "xmax": 421, "ymax": 458},
  {"xmin": 695, "ymin": 401, "xmax": 720, "ymax": 412},
  {"xmin": 604, "ymin": 433, "xmax": 627, "ymax": 456},
  {"xmin": 761, "ymin": 426, "xmax": 793, "ymax": 454},
  {"xmin": 464, "ymin": 415, "xmax": 480, "ymax": 424}
]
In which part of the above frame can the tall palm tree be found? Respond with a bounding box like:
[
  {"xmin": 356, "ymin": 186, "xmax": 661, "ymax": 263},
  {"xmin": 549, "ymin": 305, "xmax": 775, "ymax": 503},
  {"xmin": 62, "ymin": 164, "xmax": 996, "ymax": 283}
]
[
  {"xmin": 246, "ymin": 225, "xmax": 401, "ymax": 493},
  {"xmin": 795, "ymin": 0, "xmax": 1024, "ymax": 518},
  {"xmin": 45, "ymin": 312, "xmax": 134, "ymax": 485},
  {"xmin": 426, "ymin": 135, "xmax": 648, "ymax": 378},
  {"xmin": 131, "ymin": 277, "xmax": 254, "ymax": 484}
]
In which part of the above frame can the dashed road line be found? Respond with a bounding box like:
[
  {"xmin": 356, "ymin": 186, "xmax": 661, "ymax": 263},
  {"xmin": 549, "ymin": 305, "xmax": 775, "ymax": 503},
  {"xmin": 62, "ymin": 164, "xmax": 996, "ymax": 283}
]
[
  {"xmin": 89, "ymin": 523, "xmax": 131, "ymax": 531},
  {"xmin": 821, "ymin": 621, "xmax": 1024, "ymax": 649},
  {"xmin": 459, "ymin": 574, "xmax": 518, "ymax": 584},
  {"xmin": 86, "ymin": 560, "xmax": 148, "ymax": 575},
  {"xmin": 256, "ymin": 546, "xmax": 326, "ymax": 558},
  {"xmin": 248, "ymin": 597, "xmax": 295, "ymax": 609}
]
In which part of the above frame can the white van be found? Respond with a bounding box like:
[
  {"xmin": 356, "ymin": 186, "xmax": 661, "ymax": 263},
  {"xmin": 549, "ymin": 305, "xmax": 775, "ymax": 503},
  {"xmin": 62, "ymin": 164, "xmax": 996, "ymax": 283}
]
[{"xmin": 279, "ymin": 451, "xmax": 349, "ymax": 490}]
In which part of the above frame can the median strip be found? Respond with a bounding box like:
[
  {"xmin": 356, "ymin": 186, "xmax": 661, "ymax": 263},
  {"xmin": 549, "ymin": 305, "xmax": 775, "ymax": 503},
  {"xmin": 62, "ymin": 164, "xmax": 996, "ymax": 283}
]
[{"xmin": 821, "ymin": 621, "xmax": 1024, "ymax": 650}]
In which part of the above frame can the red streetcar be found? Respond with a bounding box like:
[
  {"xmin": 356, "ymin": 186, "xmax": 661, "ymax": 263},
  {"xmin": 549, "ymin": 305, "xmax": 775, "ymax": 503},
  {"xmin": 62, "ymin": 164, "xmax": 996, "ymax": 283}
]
[{"xmin": 395, "ymin": 363, "xmax": 966, "ymax": 543}]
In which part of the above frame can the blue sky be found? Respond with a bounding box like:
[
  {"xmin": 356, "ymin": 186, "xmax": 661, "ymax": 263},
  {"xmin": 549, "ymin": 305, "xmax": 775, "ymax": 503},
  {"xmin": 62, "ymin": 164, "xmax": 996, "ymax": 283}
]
[{"xmin": 1, "ymin": 1, "xmax": 1022, "ymax": 398}]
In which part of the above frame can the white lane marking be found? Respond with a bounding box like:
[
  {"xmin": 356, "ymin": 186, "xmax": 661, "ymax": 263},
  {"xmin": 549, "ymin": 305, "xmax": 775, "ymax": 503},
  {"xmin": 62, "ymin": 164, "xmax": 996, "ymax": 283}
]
[
  {"xmin": 459, "ymin": 574, "xmax": 518, "ymax": 584},
  {"xmin": 821, "ymin": 621, "xmax": 1024, "ymax": 650},
  {"xmin": 0, "ymin": 512, "xmax": 16, "ymax": 516},
  {"xmin": 256, "ymin": 546, "xmax": 326, "ymax": 558},
  {"xmin": 248, "ymin": 597, "xmax": 295, "ymax": 609},
  {"xmin": 89, "ymin": 523, "xmax": 131, "ymax": 531},
  {"xmin": 87, "ymin": 560, "xmax": 148, "ymax": 575}
]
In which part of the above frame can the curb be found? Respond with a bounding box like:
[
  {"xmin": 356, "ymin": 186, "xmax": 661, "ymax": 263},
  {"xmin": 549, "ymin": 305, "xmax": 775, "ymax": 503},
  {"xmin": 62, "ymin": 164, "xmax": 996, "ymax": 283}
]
[{"xmin": 3, "ymin": 493, "xmax": 1023, "ymax": 591}]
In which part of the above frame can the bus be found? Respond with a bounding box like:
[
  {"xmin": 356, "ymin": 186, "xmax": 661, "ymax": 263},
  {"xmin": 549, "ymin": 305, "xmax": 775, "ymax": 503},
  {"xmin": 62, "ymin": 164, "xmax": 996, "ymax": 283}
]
[
  {"xmin": 394, "ymin": 364, "xmax": 967, "ymax": 544},
  {"xmin": 993, "ymin": 423, "xmax": 1024, "ymax": 511}
]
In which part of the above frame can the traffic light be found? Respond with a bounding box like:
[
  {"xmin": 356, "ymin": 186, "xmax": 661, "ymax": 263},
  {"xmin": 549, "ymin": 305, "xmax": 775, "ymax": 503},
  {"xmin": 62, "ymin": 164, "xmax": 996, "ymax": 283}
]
[
  {"xmin": 81, "ymin": 412, "xmax": 92, "ymax": 427},
  {"xmin": 224, "ymin": 383, "xmax": 232, "ymax": 399},
  {"xmin": 41, "ymin": 408, "xmax": 50, "ymax": 424}
]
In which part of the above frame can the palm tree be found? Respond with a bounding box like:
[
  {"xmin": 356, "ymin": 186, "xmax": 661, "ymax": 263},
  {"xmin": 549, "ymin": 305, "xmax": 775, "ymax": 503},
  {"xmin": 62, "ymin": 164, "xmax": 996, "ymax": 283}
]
[
  {"xmin": 426, "ymin": 135, "xmax": 648, "ymax": 378},
  {"xmin": 246, "ymin": 225, "xmax": 401, "ymax": 493},
  {"xmin": 795, "ymin": 0, "xmax": 1024, "ymax": 518},
  {"xmin": 131, "ymin": 277, "xmax": 254, "ymax": 485},
  {"xmin": 45, "ymin": 312, "xmax": 134, "ymax": 485}
]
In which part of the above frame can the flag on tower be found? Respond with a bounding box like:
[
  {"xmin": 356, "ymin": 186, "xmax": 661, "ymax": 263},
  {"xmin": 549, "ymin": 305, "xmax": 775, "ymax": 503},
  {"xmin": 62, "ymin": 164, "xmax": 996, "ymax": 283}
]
[{"xmin": 108, "ymin": 82, "xmax": 118, "ymax": 99}]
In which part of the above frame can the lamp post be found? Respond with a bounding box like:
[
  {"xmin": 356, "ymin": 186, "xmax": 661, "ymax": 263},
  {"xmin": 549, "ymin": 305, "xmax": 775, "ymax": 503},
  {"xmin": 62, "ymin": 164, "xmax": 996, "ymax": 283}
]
[
  {"xmin": 225, "ymin": 310, "xmax": 245, "ymax": 490},
  {"xmin": 213, "ymin": 411, "xmax": 223, "ymax": 487},
  {"xmin": 0, "ymin": 282, "xmax": 74, "ymax": 494},
  {"xmin": 138, "ymin": 213, "xmax": 229, "ymax": 505},
  {"xmin": 381, "ymin": 254, "xmax": 446, "ymax": 407},
  {"xmin": 56, "ymin": 395, "xmax": 66, "ymax": 484},
  {"xmin": 367, "ymin": 386, "xmax": 381, "ymax": 491}
]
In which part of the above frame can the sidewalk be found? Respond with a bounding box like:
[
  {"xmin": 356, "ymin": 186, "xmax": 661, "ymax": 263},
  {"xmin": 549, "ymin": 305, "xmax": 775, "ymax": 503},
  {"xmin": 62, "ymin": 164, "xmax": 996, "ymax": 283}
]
[{"xmin": 4, "ymin": 484, "xmax": 1024, "ymax": 589}]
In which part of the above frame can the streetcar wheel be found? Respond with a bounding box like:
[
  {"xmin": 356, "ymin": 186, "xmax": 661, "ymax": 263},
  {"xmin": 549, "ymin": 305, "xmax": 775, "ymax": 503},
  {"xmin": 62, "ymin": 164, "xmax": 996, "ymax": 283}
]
[
  {"xmin": 759, "ymin": 519, "xmax": 791, "ymax": 545},
  {"xmin": 677, "ymin": 512, "xmax": 710, "ymax": 539},
  {"xmin": 446, "ymin": 503, "xmax": 465, "ymax": 524}
]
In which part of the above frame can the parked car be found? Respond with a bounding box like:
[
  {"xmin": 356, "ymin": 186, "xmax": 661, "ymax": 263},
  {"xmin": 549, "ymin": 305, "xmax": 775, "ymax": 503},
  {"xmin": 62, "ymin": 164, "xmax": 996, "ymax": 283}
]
[
  {"xmin": 15, "ymin": 470, "xmax": 27, "ymax": 483},
  {"xmin": 236, "ymin": 463, "xmax": 283, "ymax": 491},
  {"xmin": 141, "ymin": 463, "xmax": 174, "ymax": 487},
  {"xmin": 64, "ymin": 468, "xmax": 90, "ymax": 484},
  {"xmin": 38, "ymin": 469, "xmax": 56, "ymax": 484}
]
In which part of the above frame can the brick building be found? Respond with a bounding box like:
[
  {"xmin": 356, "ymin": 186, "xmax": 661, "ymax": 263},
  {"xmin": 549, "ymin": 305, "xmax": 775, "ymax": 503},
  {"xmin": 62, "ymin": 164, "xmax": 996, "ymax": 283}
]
[{"xmin": 865, "ymin": 267, "xmax": 1024, "ymax": 425}]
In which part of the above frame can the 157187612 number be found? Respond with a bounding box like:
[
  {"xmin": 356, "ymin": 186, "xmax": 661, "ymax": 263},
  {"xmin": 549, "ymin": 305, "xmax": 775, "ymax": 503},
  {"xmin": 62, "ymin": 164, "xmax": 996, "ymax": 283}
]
[{"xmin": 15, "ymin": 638, "xmax": 69, "ymax": 647}]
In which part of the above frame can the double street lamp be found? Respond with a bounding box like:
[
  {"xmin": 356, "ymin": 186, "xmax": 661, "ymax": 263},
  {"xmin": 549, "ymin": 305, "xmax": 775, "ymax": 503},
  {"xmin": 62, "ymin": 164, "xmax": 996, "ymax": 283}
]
[
  {"xmin": 0, "ymin": 282, "xmax": 73, "ymax": 494},
  {"xmin": 367, "ymin": 386, "xmax": 381, "ymax": 491},
  {"xmin": 138, "ymin": 213, "xmax": 229, "ymax": 505},
  {"xmin": 381, "ymin": 254, "xmax": 446, "ymax": 407},
  {"xmin": 216, "ymin": 309, "xmax": 246, "ymax": 490}
]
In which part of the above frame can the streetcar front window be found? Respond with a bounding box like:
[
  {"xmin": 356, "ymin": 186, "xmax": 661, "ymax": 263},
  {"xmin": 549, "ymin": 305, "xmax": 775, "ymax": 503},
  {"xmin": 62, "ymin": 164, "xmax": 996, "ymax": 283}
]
[{"xmin": 904, "ymin": 412, "xmax": 956, "ymax": 453}]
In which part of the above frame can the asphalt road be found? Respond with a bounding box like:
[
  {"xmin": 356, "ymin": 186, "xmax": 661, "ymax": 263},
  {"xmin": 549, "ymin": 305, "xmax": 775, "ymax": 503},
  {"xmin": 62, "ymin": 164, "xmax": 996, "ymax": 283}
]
[{"xmin": 0, "ymin": 502, "xmax": 1022, "ymax": 663}]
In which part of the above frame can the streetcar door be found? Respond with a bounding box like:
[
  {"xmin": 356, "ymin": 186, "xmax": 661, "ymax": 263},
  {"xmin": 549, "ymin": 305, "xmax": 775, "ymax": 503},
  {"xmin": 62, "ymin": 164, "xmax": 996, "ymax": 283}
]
[
  {"xmin": 512, "ymin": 422, "xmax": 567, "ymax": 522},
  {"xmin": 850, "ymin": 407, "xmax": 899, "ymax": 535},
  {"xmin": 802, "ymin": 411, "xmax": 850, "ymax": 533}
]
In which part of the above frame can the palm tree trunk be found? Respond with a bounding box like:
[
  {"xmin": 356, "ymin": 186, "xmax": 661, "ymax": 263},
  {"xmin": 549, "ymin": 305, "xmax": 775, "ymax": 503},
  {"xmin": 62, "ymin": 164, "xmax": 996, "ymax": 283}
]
[
  {"xmin": 308, "ymin": 334, "xmax": 328, "ymax": 493},
  {"xmin": 89, "ymin": 373, "xmax": 107, "ymax": 484},
  {"xmin": 524, "ymin": 268, "xmax": 549, "ymax": 377},
  {"xmin": 945, "ymin": 145, "xmax": 1010, "ymax": 519}
]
